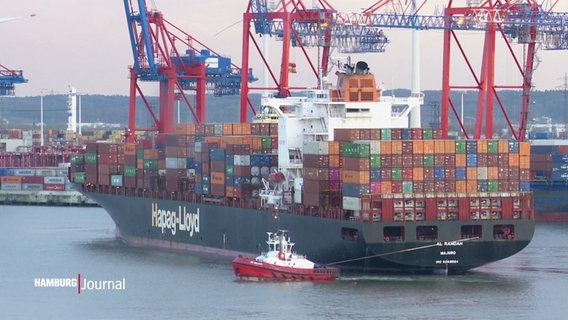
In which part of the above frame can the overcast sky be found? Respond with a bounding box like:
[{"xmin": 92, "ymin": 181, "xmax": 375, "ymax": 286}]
[{"xmin": 1, "ymin": 0, "xmax": 567, "ymax": 97}]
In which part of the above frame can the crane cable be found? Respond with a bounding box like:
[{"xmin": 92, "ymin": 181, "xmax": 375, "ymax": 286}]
[{"xmin": 325, "ymin": 236, "xmax": 480, "ymax": 266}]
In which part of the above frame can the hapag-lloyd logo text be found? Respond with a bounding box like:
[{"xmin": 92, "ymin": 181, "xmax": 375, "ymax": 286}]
[
  {"xmin": 151, "ymin": 203, "xmax": 200, "ymax": 236},
  {"xmin": 34, "ymin": 274, "xmax": 125, "ymax": 294}
]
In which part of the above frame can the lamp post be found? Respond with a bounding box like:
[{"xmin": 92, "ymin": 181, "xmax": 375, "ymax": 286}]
[{"xmin": 39, "ymin": 89, "xmax": 47, "ymax": 146}]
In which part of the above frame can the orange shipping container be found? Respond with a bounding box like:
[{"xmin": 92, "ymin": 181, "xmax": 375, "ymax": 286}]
[
  {"xmin": 487, "ymin": 167, "xmax": 499, "ymax": 180},
  {"xmin": 222, "ymin": 123, "xmax": 233, "ymax": 136},
  {"xmin": 519, "ymin": 155, "xmax": 530, "ymax": 169},
  {"xmin": 508, "ymin": 154, "xmax": 519, "ymax": 167},
  {"xmin": 380, "ymin": 181, "xmax": 392, "ymax": 194},
  {"xmin": 455, "ymin": 154, "xmax": 466, "ymax": 167},
  {"xmin": 1, "ymin": 176, "xmax": 22, "ymax": 184},
  {"xmin": 380, "ymin": 141, "xmax": 392, "ymax": 154},
  {"xmin": 328, "ymin": 141, "xmax": 340, "ymax": 155},
  {"xmin": 211, "ymin": 172, "xmax": 225, "ymax": 185},
  {"xmin": 391, "ymin": 141, "xmax": 402, "ymax": 154},
  {"xmin": 519, "ymin": 141, "xmax": 530, "ymax": 156},
  {"xmin": 174, "ymin": 123, "xmax": 196, "ymax": 135},
  {"xmin": 466, "ymin": 180, "xmax": 478, "ymax": 193},
  {"xmin": 124, "ymin": 143, "xmax": 137, "ymax": 156},
  {"xmin": 467, "ymin": 167, "xmax": 478, "ymax": 180},
  {"xmin": 498, "ymin": 140, "xmax": 509, "ymax": 153},
  {"xmin": 434, "ymin": 140, "xmax": 445, "ymax": 153},
  {"xmin": 412, "ymin": 167, "xmax": 424, "ymax": 181},
  {"xmin": 423, "ymin": 140, "xmax": 435, "ymax": 154},
  {"xmin": 456, "ymin": 180, "xmax": 467, "ymax": 193},
  {"xmin": 329, "ymin": 155, "xmax": 340, "ymax": 167},
  {"xmin": 412, "ymin": 140, "xmax": 424, "ymax": 154},
  {"xmin": 444, "ymin": 140, "xmax": 455, "ymax": 153},
  {"xmin": 477, "ymin": 140, "xmax": 487, "ymax": 153},
  {"xmin": 342, "ymin": 170, "xmax": 370, "ymax": 184}
]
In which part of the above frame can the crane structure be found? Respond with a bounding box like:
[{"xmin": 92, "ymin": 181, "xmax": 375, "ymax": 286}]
[
  {"xmin": 0, "ymin": 65, "xmax": 26, "ymax": 96},
  {"xmin": 0, "ymin": 14, "xmax": 35, "ymax": 96},
  {"xmin": 239, "ymin": 0, "xmax": 568, "ymax": 141},
  {"xmin": 123, "ymin": 0, "xmax": 256, "ymax": 139},
  {"xmin": 239, "ymin": 0, "xmax": 390, "ymax": 122}
]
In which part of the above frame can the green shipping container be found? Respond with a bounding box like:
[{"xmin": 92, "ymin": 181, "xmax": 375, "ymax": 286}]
[
  {"xmin": 422, "ymin": 128, "xmax": 433, "ymax": 140},
  {"xmin": 402, "ymin": 181, "xmax": 413, "ymax": 194},
  {"xmin": 369, "ymin": 155, "xmax": 381, "ymax": 168},
  {"xmin": 85, "ymin": 153, "xmax": 97, "ymax": 164},
  {"xmin": 341, "ymin": 143, "xmax": 370, "ymax": 158},
  {"xmin": 381, "ymin": 129, "xmax": 391, "ymax": 140},
  {"xmin": 143, "ymin": 159, "xmax": 159, "ymax": 170},
  {"xmin": 423, "ymin": 154, "xmax": 434, "ymax": 167},
  {"xmin": 70, "ymin": 154, "xmax": 84, "ymax": 165},
  {"xmin": 487, "ymin": 140, "xmax": 499, "ymax": 154},
  {"xmin": 72, "ymin": 172, "xmax": 85, "ymax": 183},
  {"xmin": 261, "ymin": 136, "xmax": 272, "ymax": 149},
  {"xmin": 225, "ymin": 165, "xmax": 234, "ymax": 176},
  {"xmin": 136, "ymin": 149, "xmax": 145, "ymax": 159},
  {"xmin": 455, "ymin": 141, "xmax": 466, "ymax": 154},
  {"xmin": 488, "ymin": 180, "xmax": 499, "ymax": 192},
  {"xmin": 124, "ymin": 165, "xmax": 136, "ymax": 177},
  {"xmin": 110, "ymin": 175, "xmax": 123, "ymax": 187},
  {"xmin": 391, "ymin": 168, "xmax": 402, "ymax": 181}
]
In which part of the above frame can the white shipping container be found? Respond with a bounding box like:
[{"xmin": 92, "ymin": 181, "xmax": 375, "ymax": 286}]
[
  {"xmin": 303, "ymin": 141, "xmax": 329, "ymax": 155},
  {"xmin": 36, "ymin": 169, "xmax": 57, "ymax": 176},
  {"xmin": 233, "ymin": 155, "xmax": 251, "ymax": 166},
  {"xmin": 22, "ymin": 183, "xmax": 43, "ymax": 191},
  {"xmin": 165, "ymin": 157, "xmax": 187, "ymax": 169},
  {"xmin": 1, "ymin": 183, "xmax": 22, "ymax": 190},
  {"xmin": 44, "ymin": 176, "xmax": 66, "ymax": 184},
  {"xmin": 342, "ymin": 196, "xmax": 362, "ymax": 211},
  {"xmin": 477, "ymin": 167, "xmax": 488, "ymax": 180},
  {"xmin": 13, "ymin": 169, "xmax": 35, "ymax": 176}
]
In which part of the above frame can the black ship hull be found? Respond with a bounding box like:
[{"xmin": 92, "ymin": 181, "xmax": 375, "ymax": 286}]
[{"xmin": 86, "ymin": 192, "xmax": 535, "ymax": 274}]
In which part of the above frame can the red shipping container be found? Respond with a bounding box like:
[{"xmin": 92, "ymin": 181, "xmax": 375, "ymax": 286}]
[{"xmin": 43, "ymin": 183, "xmax": 65, "ymax": 191}]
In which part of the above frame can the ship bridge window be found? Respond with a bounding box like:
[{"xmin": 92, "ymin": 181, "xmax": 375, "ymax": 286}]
[
  {"xmin": 461, "ymin": 225, "xmax": 482, "ymax": 240},
  {"xmin": 416, "ymin": 226, "xmax": 438, "ymax": 241},
  {"xmin": 493, "ymin": 224, "xmax": 515, "ymax": 240},
  {"xmin": 340, "ymin": 227, "xmax": 360, "ymax": 241},
  {"xmin": 383, "ymin": 226, "xmax": 404, "ymax": 242}
]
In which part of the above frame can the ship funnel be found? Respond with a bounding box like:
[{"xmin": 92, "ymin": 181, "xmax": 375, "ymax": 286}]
[{"xmin": 355, "ymin": 61, "xmax": 368, "ymax": 74}]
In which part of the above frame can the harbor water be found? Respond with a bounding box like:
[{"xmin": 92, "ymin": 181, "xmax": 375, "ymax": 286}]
[{"xmin": 0, "ymin": 205, "xmax": 566, "ymax": 319}]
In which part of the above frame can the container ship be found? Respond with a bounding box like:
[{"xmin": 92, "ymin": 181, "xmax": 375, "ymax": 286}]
[
  {"xmin": 528, "ymin": 119, "xmax": 568, "ymax": 222},
  {"xmin": 69, "ymin": 62, "xmax": 535, "ymax": 273}
]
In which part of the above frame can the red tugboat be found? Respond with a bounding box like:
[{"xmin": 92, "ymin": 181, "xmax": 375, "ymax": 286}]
[{"xmin": 232, "ymin": 230, "xmax": 339, "ymax": 281}]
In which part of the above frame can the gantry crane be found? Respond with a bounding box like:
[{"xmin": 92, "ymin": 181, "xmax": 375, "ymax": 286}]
[
  {"xmin": 123, "ymin": 0, "xmax": 257, "ymax": 139},
  {"xmin": 239, "ymin": 0, "xmax": 390, "ymax": 122},
  {"xmin": 0, "ymin": 14, "xmax": 35, "ymax": 96},
  {"xmin": 240, "ymin": 0, "xmax": 568, "ymax": 141}
]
